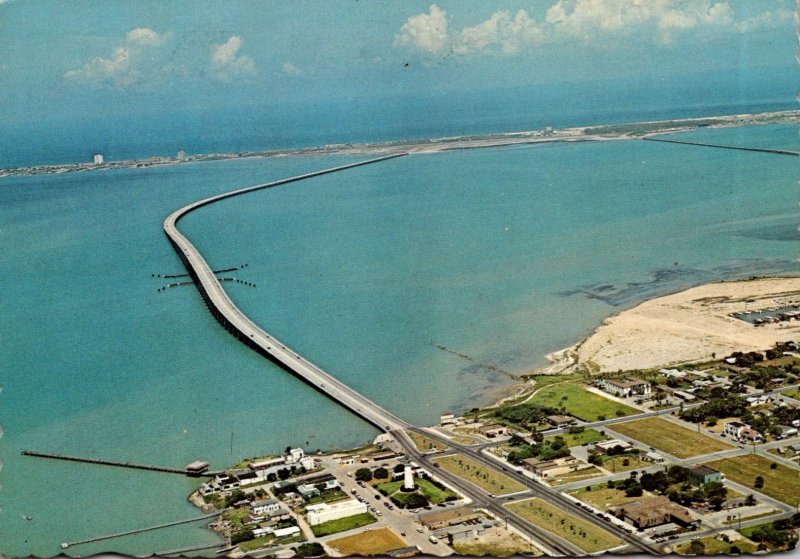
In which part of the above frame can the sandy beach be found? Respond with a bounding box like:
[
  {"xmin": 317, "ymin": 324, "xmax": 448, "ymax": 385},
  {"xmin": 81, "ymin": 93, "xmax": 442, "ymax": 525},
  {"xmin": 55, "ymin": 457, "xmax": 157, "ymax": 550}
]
[{"xmin": 547, "ymin": 276, "xmax": 800, "ymax": 374}]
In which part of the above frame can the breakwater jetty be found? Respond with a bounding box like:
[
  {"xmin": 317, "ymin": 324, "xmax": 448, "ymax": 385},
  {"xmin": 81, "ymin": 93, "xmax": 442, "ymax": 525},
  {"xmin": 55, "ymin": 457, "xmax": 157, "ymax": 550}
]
[
  {"xmin": 21, "ymin": 450, "xmax": 221, "ymax": 477},
  {"xmin": 60, "ymin": 510, "xmax": 224, "ymax": 549},
  {"xmin": 163, "ymin": 154, "xmax": 412, "ymax": 433},
  {"xmin": 643, "ymin": 136, "xmax": 800, "ymax": 156}
]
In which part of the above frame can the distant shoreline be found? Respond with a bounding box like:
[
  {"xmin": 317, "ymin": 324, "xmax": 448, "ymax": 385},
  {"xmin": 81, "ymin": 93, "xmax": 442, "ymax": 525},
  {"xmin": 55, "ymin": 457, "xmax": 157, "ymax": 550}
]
[{"xmin": 3, "ymin": 109, "xmax": 799, "ymax": 179}]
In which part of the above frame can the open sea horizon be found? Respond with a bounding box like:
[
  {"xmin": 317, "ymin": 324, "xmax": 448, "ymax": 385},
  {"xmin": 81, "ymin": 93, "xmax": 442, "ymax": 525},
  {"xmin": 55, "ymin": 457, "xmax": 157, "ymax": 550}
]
[{"xmin": 1, "ymin": 98, "xmax": 799, "ymax": 556}]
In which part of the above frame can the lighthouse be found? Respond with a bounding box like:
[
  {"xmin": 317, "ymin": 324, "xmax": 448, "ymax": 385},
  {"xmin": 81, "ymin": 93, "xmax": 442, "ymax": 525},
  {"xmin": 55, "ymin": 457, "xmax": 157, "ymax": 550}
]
[{"xmin": 403, "ymin": 465, "xmax": 415, "ymax": 490}]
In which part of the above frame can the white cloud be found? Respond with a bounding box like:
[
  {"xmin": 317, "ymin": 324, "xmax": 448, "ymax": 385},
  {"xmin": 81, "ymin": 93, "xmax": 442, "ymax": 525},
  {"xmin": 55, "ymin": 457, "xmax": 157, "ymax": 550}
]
[
  {"xmin": 394, "ymin": 4, "xmax": 449, "ymax": 54},
  {"xmin": 281, "ymin": 62, "xmax": 302, "ymax": 75},
  {"xmin": 210, "ymin": 36, "xmax": 256, "ymax": 80},
  {"xmin": 64, "ymin": 27, "xmax": 167, "ymax": 87},
  {"xmin": 735, "ymin": 9, "xmax": 793, "ymax": 33},
  {"xmin": 457, "ymin": 9, "xmax": 546, "ymax": 54},
  {"xmin": 126, "ymin": 27, "xmax": 166, "ymax": 46}
]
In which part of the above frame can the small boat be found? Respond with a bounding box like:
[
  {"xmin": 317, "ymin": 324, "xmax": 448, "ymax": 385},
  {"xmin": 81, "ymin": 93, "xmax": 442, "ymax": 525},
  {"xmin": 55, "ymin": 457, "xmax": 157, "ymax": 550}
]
[{"xmin": 24, "ymin": 515, "xmax": 33, "ymax": 521}]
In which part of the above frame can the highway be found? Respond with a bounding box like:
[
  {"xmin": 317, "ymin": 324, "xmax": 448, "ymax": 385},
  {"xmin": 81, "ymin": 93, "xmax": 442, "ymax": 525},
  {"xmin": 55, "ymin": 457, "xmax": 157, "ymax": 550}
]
[{"xmin": 163, "ymin": 155, "xmax": 665, "ymax": 555}]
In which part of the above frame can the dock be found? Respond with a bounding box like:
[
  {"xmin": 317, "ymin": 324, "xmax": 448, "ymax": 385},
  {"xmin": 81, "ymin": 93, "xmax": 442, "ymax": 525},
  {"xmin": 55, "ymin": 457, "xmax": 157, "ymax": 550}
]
[
  {"xmin": 21, "ymin": 451, "xmax": 222, "ymax": 477},
  {"xmin": 60, "ymin": 510, "xmax": 224, "ymax": 549}
]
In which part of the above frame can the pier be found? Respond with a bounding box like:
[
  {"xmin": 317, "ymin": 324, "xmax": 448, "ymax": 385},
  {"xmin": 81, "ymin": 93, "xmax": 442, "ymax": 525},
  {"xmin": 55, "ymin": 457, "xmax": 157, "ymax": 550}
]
[
  {"xmin": 21, "ymin": 451, "xmax": 222, "ymax": 477},
  {"xmin": 643, "ymin": 136, "xmax": 800, "ymax": 156},
  {"xmin": 60, "ymin": 510, "xmax": 224, "ymax": 549},
  {"xmin": 163, "ymin": 154, "xmax": 412, "ymax": 433}
]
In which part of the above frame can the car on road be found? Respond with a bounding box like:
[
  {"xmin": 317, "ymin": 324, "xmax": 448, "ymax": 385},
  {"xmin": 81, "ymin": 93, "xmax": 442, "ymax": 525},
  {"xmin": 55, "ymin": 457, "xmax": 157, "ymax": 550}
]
[
  {"xmin": 375, "ymin": 494, "xmax": 381, "ymax": 500},
  {"xmin": 400, "ymin": 531, "xmax": 406, "ymax": 537},
  {"xmin": 416, "ymin": 527, "xmax": 424, "ymax": 533},
  {"xmin": 429, "ymin": 536, "xmax": 438, "ymax": 544}
]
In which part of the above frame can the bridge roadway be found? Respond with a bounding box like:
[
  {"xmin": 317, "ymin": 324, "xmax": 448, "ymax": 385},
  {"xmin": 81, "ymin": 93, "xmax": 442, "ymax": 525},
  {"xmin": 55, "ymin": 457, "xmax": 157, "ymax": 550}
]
[
  {"xmin": 164, "ymin": 155, "xmax": 663, "ymax": 556},
  {"xmin": 164, "ymin": 154, "xmax": 411, "ymax": 433}
]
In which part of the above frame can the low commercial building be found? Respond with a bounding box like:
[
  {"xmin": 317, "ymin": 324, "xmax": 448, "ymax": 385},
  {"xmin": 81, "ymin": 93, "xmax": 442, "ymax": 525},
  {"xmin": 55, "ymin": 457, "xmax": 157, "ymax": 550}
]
[
  {"xmin": 546, "ymin": 415, "xmax": 576, "ymax": 428},
  {"xmin": 521, "ymin": 456, "xmax": 587, "ymax": 478},
  {"xmin": 419, "ymin": 508, "xmax": 481, "ymax": 531},
  {"xmin": 252, "ymin": 498, "xmax": 282, "ymax": 516},
  {"xmin": 306, "ymin": 499, "xmax": 368, "ymax": 525},
  {"xmin": 273, "ymin": 526, "xmax": 301, "ymax": 539},
  {"xmin": 598, "ymin": 378, "xmax": 652, "ymax": 398},
  {"xmin": 688, "ymin": 465, "xmax": 722, "ymax": 485},
  {"xmin": 478, "ymin": 423, "xmax": 510, "ymax": 438},
  {"xmin": 440, "ymin": 412, "xmax": 456, "ymax": 425},
  {"xmin": 593, "ymin": 439, "xmax": 633, "ymax": 454},
  {"xmin": 611, "ymin": 496, "xmax": 698, "ymax": 530}
]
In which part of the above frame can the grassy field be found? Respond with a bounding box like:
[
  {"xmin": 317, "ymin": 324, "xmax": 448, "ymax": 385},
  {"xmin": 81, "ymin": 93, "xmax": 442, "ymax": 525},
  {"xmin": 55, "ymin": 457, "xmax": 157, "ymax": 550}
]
[
  {"xmin": 238, "ymin": 533, "xmax": 303, "ymax": 552},
  {"xmin": 600, "ymin": 454, "xmax": 650, "ymax": 473},
  {"xmin": 451, "ymin": 529, "xmax": 541, "ymax": 557},
  {"xmin": 675, "ymin": 536, "xmax": 757, "ymax": 555},
  {"xmin": 433, "ymin": 454, "xmax": 525, "ymax": 495},
  {"xmin": 377, "ymin": 477, "xmax": 457, "ymax": 505},
  {"xmin": 568, "ymin": 485, "xmax": 648, "ymax": 511},
  {"xmin": 705, "ymin": 454, "xmax": 800, "ymax": 507},
  {"xmin": 547, "ymin": 466, "xmax": 605, "ymax": 486},
  {"xmin": 526, "ymin": 383, "xmax": 639, "ymax": 421},
  {"xmin": 409, "ymin": 432, "xmax": 447, "ymax": 452},
  {"xmin": 545, "ymin": 429, "xmax": 608, "ymax": 448},
  {"xmin": 326, "ymin": 527, "xmax": 405, "ymax": 555},
  {"xmin": 610, "ymin": 417, "xmax": 732, "ymax": 458},
  {"xmin": 506, "ymin": 498, "xmax": 622, "ymax": 553},
  {"xmin": 783, "ymin": 388, "xmax": 800, "ymax": 400},
  {"xmin": 310, "ymin": 512, "xmax": 377, "ymax": 537}
]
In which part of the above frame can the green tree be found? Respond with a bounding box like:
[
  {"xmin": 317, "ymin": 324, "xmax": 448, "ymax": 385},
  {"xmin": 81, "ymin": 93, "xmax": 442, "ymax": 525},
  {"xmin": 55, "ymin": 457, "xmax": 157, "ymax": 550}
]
[
  {"xmin": 296, "ymin": 542, "xmax": 326, "ymax": 557},
  {"xmin": 231, "ymin": 529, "xmax": 254, "ymax": 545},
  {"xmin": 374, "ymin": 467, "xmax": 389, "ymax": 480},
  {"xmin": 688, "ymin": 539, "xmax": 705, "ymax": 555},
  {"xmin": 754, "ymin": 475, "xmax": 764, "ymax": 489},
  {"xmin": 355, "ymin": 468, "xmax": 373, "ymax": 482},
  {"xmin": 403, "ymin": 493, "xmax": 429, "ymax": 509}
]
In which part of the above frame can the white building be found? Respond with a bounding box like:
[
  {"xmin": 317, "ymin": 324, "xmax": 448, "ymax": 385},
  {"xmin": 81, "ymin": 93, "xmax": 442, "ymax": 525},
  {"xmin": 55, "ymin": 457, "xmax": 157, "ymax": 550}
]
[
  {"xmin": 252, "ymin": 498, "xmax": 282, "ymax": 516},
  {"xmin": 306, "ymin": 499, "xmax": 368, "ymax": 525},
  {"xmin": 403, "ymin": 465, "xmax": 415, "ymax": 490},
  {"xmin": 440, "ymin": 412, "xmax": 456, "ymax": 425},
  {"xmin": 594, "ymin": 439, "xmax": 633, "ymax": 454},
  {"xmin": 598, "ymin": 378, "xmax": 652, "ymax": 398},
  {"xmin": 284, "ymin": 448, "xmax": 305, "ymax": 464},
  {"xmin": 273, "ymin": 526, "xmax": 301, "ymax": 539},
  {"xmin": 93, "ymin": 153, "xmax": 104, "ymax": 164}
]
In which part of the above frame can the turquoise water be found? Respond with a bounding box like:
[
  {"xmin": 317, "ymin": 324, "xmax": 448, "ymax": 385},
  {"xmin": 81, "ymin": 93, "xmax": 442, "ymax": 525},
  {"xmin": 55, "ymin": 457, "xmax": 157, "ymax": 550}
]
[{"xmin": 1, "ymin": 124, "xmax": 798, "ymax": 557}]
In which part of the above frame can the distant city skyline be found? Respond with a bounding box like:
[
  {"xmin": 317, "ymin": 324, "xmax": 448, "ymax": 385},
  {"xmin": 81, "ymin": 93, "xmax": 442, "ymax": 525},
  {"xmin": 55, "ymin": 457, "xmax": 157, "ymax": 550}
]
[{"xmin": 1, "ymin": 0, "xmax": 796, "ymax": 127}]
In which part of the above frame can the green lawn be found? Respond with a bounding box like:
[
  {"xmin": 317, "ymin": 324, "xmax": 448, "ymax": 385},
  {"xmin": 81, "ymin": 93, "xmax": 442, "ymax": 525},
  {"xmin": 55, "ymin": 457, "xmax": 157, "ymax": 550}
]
[
  {"xmin": 600, "ymin": 453, "xmax": 650, "ymax": 473},
  {"xmin": 545, "ymin": 429, "xmax": 609, "ymax": 448},
  {"xmin": 783, "ymin": 388, "xmax": 800, "ymax": 400},
  {"xmin": 675, "ymin": 536, "xmax": 757, "ymax": 555},
  {"xmin": 506, "ymin": 498, "xmax": 622, "ymax": 553},
  {"xmin": 547, "ymin": 466, "xmax": 606, "ymax": 486},
  {"xmin": 409, "ymin": 432, "xmax": 447, "ymax": 452},
  {"xmin": 568, "ymin": 485, "xmax": 647, "ymax": 511},
  {"xmin": 611, "ymin": 417, "xmax": 732, "ymax": 458},
  {"xmin": 526, "ymin": 383, "xmax": 639, "ymax": 421},
  {"xmin": 705, "ymin": 455, "xmax": 800, "ymax": 507},
  {"xmin": 304, "ymin": 488, "xmax": 349, "ymax": 505},
  {"xmin": 433, "ymin": 454, "xmax": 525, "ymax": 495},
  {"xmin": 378, "ymin": 477, "xmax": 457, "ymax": 504},
  {"xmin": 310, "ymin": 512, "xmax": 377, "ymax": 537}
]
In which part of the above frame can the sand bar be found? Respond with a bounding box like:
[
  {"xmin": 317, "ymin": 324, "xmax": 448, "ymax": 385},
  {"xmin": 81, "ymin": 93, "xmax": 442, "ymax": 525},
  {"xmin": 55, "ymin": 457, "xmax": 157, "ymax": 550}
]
[{"xmin": 555, "ymin": 276, "xmax": 800, "ymax": 373}]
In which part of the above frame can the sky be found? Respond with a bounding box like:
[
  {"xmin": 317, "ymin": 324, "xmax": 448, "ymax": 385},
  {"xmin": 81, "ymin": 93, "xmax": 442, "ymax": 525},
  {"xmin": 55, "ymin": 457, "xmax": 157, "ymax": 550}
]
[{"xmin": 0, "ymin": 1, "xmax": 797, "ymax": 128}]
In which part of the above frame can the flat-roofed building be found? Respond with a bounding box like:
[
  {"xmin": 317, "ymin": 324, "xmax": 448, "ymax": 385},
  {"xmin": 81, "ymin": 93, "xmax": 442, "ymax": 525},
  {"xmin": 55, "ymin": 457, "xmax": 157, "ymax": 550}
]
[
  {"xmin": 598, "ymin": 378, "xmax": 652, "ymax": 398},
  {"xmin": 306, "ymin": 499, "xmax": 367, "ymax": 525},
  {"xmin": 611, "ymin": 496, "xmax": 698, "ymax": 529}
]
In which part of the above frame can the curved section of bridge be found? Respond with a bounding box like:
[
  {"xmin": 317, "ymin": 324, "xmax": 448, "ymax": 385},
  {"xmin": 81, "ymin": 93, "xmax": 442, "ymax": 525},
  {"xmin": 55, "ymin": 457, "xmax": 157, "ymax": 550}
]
[{"xmin": 163, "ymin": 154, "xmax": 411, "ymax": 433}]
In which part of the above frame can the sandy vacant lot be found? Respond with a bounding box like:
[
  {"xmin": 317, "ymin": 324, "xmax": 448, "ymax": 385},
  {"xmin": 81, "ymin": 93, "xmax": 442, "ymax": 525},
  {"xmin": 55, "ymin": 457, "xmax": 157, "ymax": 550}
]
[{"xmin": 562, "ymin": 277, "xmax": 800, "ymax": 373}]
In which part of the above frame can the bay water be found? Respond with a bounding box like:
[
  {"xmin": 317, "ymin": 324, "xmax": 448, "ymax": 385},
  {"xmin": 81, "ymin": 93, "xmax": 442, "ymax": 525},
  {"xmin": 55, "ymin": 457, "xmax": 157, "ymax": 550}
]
[{"xmin": 1, "ymin": 123, "xmax": 798, "ymax": 556}]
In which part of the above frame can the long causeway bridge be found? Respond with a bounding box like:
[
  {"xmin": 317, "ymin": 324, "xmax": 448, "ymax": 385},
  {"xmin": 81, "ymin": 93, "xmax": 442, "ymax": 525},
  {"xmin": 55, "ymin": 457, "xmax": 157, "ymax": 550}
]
[{"xmin": 163, "ymin": 154, "xmax": 412, "ymax": 433}]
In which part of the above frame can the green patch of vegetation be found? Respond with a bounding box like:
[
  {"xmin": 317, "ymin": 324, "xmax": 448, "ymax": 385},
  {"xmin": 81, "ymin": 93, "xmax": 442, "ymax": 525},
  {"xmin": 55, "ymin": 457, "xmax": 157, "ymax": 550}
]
[
  {"xmin": 738, "ymin": 515, "xmax": 800, "ymax": 552},
  {"xmin": 706, "ymin": 455, "xmax": 800, "ymax": 507},
  {"xmin": 378, "ymin": 477, "xmax": 457, "ymax": 507},
  {"xmin": 506, "ymin": 498, "xmax": 622, "ymax": 553},
  {"xmin": 433, "ymin": 454, "xmax": 525, "ymax": 495},
  {"xmin": 675, "ymin": 536, "xmax": 757, "ymax": 556},
  {"xmin": 569, "ymin": 484, "xmax": 649, "ymax": 511},
  {"xmin": 310, "ymin": 512, "xmax": 377, "ymax": 537},
  {"xmin": 525, "ymin": 382, "xmax": 639, "ymax": 422},
  {"xmin": 409, "ymin": 432, "xmax": 447, "ymax": 452},
  {"xmin": 546, "ymin": 428, "xmax": 608, "ymax": 448},
  {"xmin": 611, "ymin": 417, "xmax": 732, "ymax": 458},
  {"xmin": 784, "ymin": 388, "xmax": 800, "ymax": 400},
  {"xmin": 237, "ymin": 535, "xmax": 276, "ymax": 552},
  {"xmin": 304, "ymin": 488, "xmax": 349, "ymax": 505},
  {"xmin": 598, "ymin": 453, "xmax": 650, "ymax": 473}
]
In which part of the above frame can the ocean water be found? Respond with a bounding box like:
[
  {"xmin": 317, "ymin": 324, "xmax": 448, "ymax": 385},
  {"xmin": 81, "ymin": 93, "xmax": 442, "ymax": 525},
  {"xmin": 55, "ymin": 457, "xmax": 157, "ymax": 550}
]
[{"xmin": 1, "ymin": 123, "xmax": 799, "ymax": 557}]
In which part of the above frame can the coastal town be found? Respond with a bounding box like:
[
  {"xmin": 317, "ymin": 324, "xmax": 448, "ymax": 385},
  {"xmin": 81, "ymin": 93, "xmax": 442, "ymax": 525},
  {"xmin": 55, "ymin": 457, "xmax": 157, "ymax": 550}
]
[{"xmin": 187, "ymin": 326, "xmax": 800, "ymax": 557}]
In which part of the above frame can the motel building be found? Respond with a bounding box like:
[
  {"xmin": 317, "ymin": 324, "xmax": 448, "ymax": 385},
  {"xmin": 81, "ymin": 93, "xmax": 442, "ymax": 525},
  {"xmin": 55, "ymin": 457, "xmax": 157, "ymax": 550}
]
[{"xmin": 597, "ymin": 378, "xmax": 652, "ymax": 398}]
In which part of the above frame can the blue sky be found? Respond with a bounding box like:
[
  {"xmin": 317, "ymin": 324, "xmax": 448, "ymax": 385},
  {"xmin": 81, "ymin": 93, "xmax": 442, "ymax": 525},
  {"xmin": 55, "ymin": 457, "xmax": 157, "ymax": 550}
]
[{"xmin": 0, "ymin": 0, "xmax": 796, "ymax": 127}]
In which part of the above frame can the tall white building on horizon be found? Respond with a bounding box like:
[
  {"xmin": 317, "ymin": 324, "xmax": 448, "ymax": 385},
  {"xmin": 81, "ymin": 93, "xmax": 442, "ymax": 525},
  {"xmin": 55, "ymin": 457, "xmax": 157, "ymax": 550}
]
[{"xmin": 93, "ymin": 153, "xmax": 104, "ymax": 164}]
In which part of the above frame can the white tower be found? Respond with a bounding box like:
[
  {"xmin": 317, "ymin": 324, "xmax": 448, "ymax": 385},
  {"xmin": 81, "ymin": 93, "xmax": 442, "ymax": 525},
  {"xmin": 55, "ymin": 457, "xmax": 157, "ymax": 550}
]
[
  {"xmin": 403, "ymin": 465, "xmax": 415, "ymax": 490},
  {"xmin": 93, "ymin": 153, "xmax": 104, "ymax": 164}
]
